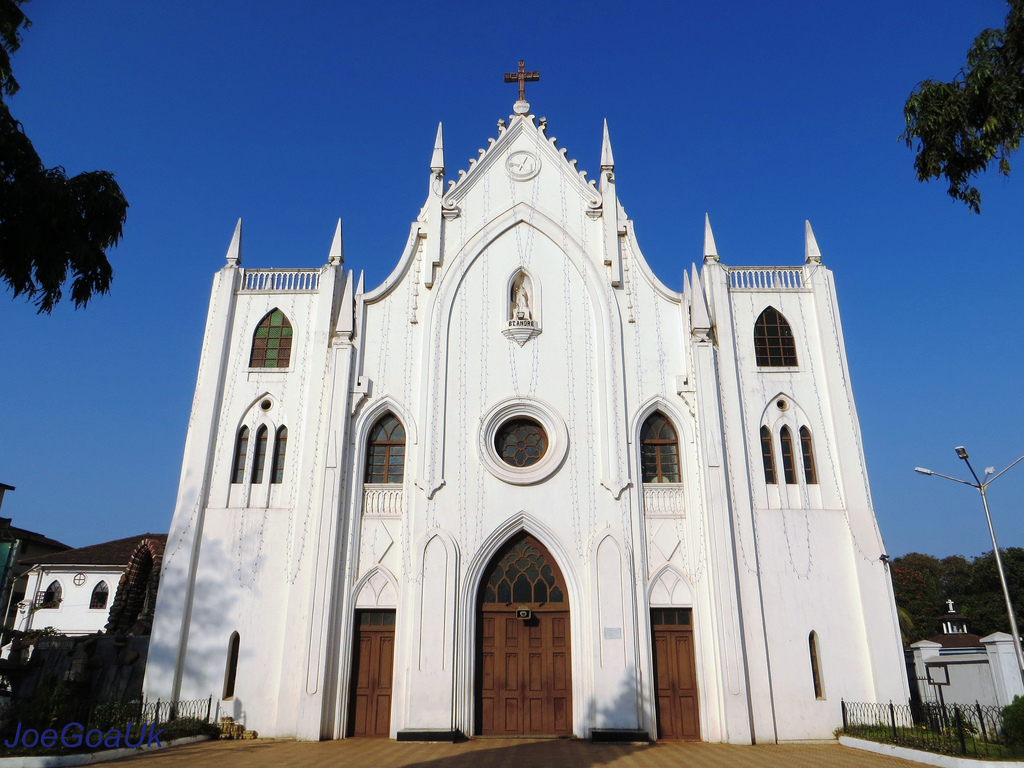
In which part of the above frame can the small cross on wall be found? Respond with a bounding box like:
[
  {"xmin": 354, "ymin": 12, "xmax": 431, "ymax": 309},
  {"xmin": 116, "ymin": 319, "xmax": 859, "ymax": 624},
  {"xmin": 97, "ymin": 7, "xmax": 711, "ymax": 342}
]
[{"xmin": 504, "ymin": 60, "xmax": 540, "ymax": 103}]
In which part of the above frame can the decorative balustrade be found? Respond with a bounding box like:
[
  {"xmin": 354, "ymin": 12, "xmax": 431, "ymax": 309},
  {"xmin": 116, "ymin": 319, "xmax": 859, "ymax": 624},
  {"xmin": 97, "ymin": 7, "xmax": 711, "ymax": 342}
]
[
  {"xmin": 240, "ymin": 269, "xmax": 320, "ymax": 292},
  {"xmin": 643, "ymin": 484, "xmax": 686, "ymax": 517},
  {"xmin": 362, "ymin": 484, "xmax": 404, "ymax": 517},
  {"xmin": 728, "ymin": 267, "xmax": 804, "ymax": 291}
]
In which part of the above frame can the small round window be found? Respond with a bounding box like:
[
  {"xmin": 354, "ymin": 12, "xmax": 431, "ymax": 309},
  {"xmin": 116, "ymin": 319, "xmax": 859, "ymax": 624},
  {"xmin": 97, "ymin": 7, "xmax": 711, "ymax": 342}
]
[{"xmin": 495, "ymin": 419, "xmax": 548, "ymax": 468}]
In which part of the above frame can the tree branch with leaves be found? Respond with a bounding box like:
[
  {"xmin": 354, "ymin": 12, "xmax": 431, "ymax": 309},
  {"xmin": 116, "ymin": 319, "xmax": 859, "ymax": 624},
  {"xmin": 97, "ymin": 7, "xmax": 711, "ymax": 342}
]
[
  {"xmin": 901, "ymin": 0, "xmax": 1024, "ymax": 213},
  {"xmin": 0, "ymin": 0, "xmax": 128, "ymax": 312}
]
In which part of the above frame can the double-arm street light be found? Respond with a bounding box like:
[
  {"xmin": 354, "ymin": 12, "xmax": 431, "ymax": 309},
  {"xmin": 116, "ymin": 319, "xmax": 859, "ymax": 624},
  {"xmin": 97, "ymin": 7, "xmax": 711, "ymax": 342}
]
[{"xmin": 915, "ymin": 447, "xmax": 1024, "ymax": 686}]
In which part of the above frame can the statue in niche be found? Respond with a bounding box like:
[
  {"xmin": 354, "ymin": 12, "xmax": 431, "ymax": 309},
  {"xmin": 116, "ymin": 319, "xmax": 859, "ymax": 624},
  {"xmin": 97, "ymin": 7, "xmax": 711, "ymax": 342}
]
[{"xmin": 510, "ymin": 272, "xmax": 533, "ymax": 322}]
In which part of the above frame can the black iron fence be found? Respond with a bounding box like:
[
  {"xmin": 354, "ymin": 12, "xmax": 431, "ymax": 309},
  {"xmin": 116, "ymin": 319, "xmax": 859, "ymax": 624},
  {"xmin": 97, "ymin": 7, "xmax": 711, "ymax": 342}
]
[
  {"xmin": 842, "ymin": 698, "xmax": 1022, "ymax": 760},
  {"xmin": 0, "ymin": 695, "xmax": 215, "ymax": 742}
]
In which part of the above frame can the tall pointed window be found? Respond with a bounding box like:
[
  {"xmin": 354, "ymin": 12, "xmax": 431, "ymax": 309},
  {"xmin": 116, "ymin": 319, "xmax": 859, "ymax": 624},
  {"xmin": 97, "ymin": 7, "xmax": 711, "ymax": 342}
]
[
  {"xmin": 780, "ymin": 426, "xmax": 797, "ymax": 484},
  {"xmin": 800, "ymin": 427, "xmax": 818, "ymax": 485},
  {"xmin": 640, "ymin": 412, "xmax": 680, "ymax": 483},
  {"xmin": 90, "ymin": 581, "xmax": 109, "ymax": 610},
  {"xmin": 366, "ymin": 414, "xmax": 405, "ymax": 484},
  {"xmin": 232, "ymin": 427, "xmax": 249, "ymax": 484},
  {"xmin": 760, "ymin": 426, "xmax": 777, "ymax": 484},
  {"xmin": 809, "ymin": 631, "xmax": 824, "ymax": 699},
  {"xmin": 251, "ymin": 425, "xmax": 269, "ymax": 484},
  {"xmin": 224, "ymin": 632, "xmax": 240, "ymax": 699},
  {"xmin": 754, "ymin": 307, "xmax": 797, "ymax": 367},
  {"xmin": 249, "ymin": 309, "xmax": 293, "ymax": 368},
  {"xmin": 271, "ymin": 426, "xmax": 288, "ymax": 484}
]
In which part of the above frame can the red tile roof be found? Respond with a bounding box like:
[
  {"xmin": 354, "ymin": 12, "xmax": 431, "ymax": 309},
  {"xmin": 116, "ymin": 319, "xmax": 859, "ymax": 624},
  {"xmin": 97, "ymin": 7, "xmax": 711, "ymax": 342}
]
[{"xmin": 18, "ymin": 534, "xmax": 167, "ymax": 568}]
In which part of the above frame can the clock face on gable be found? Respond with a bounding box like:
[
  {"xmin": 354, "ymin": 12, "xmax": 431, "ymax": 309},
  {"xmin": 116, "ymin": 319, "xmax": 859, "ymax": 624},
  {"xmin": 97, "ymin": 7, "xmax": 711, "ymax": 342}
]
[{"xmin": 505, "ymin": 150, "xmax": 540, "ymax": 181}]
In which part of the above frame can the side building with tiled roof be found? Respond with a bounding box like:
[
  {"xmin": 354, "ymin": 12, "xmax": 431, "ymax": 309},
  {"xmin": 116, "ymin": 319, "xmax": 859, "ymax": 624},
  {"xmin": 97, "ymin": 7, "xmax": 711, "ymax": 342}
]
[
  {"xmin": 14, "ymin": 534, "xmax": 167, "ymax": 637},
  {"xmin": 0, "ymin": 516, "xmax": 71, "ymax": 629}
]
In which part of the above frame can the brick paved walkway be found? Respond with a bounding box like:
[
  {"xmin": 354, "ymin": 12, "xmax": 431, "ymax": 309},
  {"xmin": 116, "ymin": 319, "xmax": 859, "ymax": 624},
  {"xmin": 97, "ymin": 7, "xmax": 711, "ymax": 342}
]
[{"xmin": 100, "ymin": 737, "xmax": 927, "ymax": 768}]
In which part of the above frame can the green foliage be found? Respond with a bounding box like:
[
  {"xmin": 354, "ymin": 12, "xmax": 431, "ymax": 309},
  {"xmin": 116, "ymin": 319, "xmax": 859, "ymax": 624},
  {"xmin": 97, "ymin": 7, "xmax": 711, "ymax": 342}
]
[
  {"xmin": 160, "ymin": 717, "xmax": 221, "ymax": 740},
  {"xmin": 18, "ymin": 672, "xmax": 68, "ymax": 732},
  {"xmin": 1004, "ymin": 696, "xmax": 1024, "ymax": 745},
  {"xmin": 890, "ymin": 548, "xmax": 1024, "ymax": 644},
  {"xmin": 901, "ymin": 0, "xmax": 1024, "ymax": 212},
  {"xmin": 0, "ymin": 0, "xmax": 128, "ymax": 313}
]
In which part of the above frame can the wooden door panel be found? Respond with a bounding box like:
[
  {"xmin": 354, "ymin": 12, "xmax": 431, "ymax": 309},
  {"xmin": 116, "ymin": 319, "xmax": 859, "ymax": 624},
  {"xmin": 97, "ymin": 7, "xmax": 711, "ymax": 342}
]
[
  {"xmin": 652, "ymin": 621, "xmax": 700, "ymax": 741},
  {"xmin": 348, "ymin": 613, "xmax": 396, "ymax": 737}
]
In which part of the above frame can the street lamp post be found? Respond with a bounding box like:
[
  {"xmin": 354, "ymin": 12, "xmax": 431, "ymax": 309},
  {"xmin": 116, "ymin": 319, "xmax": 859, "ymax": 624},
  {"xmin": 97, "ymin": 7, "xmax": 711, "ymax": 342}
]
[{"xmin": 915, "ymin": 447, "xmax": 1024, "ymax": 686}]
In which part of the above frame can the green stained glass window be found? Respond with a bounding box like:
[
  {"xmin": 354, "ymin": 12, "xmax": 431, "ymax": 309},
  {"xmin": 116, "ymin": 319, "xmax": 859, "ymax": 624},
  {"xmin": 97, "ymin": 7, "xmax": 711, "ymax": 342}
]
[
  {"xmin": 232, "ymin": 426, "xmax": 249, "ymax": 484},
  {"xmin": 495, "ymin": 419, "xmax": 547, "ymax": 468},
  {"xmin": 640, "ymin": 413, "xmax": 680, "ymax": 483},
  {"xmin": 365, "ymin": 414, "xmax": 405, "ymax": 484},
  {"xmin": 480, "ymin": 535, "xmax": 567, "ymax": 606},
  {"xmin": 249, "ymin": 309, "xmax": 293, "ymax": 368},
  {"xmin": 271, "ymin": 427, "xmax": 288, "ymax": 484}
]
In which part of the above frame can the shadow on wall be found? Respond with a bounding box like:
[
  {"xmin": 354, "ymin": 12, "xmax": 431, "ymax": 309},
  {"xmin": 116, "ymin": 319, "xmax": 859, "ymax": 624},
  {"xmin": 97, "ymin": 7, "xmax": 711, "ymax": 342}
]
[{"xmin": 584, "ymin": 668, "xmax": 645, "ymax": 732}]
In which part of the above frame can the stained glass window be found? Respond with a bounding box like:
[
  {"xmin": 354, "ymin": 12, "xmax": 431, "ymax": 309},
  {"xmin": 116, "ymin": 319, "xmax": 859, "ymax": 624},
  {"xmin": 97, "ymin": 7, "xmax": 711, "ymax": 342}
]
[
  {"xmin": 640, "ymin": 413, "xmax": 680, "ymax": 483},
  {"xmin": 250, "ymin": 309, "xmax": 293, "ymax": 368},
  {"xmin": 481, "ymin": 535, "xmax": 565, "ymax": 605},
  {"xmin": 366, "ymin": 414, "xmax": 405, "ymax": 484},
  {"xmin": 251, "ymin": 425, "xmax": 268, "ymax": 484},
  {"xmin": 271, "ymin": 426, "xmax": 288, "ymax": 484},
  {"xmin": 800, "ymin": 426, "xmax": 818, "ymax": 485},
  {"xmin": 232, "ymin": 427, "xmax": 249, "ymax": 484},
  {"xmin": 495, "ymin": 419, "xmax": 547, "ymax": 468},
  {"xmin": 760, "ymin": 426, "xmax": 777, "ymax": 484},
  {"xmin": 780, "ymin": 426, "xmax": 797, "ymax": 484},
  {"xmin": 754, "ymin": 307, "xmax": 797, "ymax": 367}
]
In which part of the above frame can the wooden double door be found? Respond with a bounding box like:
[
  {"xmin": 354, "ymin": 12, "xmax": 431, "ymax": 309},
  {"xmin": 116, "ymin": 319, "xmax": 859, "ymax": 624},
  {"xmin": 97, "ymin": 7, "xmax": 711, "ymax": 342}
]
[
  {"xmin": 347, "ymin": 610, "xmax": 395, "ymax": 737},
  {"xmin": 477, "ymin": 534, "xmax": 573, "ymax": 735},
  {"xmin": 651, "ymin": 607, "xmax": 700, "ymax": 740}
]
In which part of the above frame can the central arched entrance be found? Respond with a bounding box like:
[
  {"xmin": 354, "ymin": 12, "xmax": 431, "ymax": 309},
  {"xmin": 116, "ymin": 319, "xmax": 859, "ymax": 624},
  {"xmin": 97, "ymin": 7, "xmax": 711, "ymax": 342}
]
[{"xmin": 476, "ymin": 532, "xmax": 572, "ymax": 735}]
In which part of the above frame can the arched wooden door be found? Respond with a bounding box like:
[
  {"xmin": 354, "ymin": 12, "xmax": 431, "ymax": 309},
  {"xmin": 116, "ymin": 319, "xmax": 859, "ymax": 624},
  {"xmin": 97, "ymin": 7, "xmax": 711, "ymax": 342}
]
[{"xmin": 476, "ymin": 533, "xmax": 572, "ymax": 735}]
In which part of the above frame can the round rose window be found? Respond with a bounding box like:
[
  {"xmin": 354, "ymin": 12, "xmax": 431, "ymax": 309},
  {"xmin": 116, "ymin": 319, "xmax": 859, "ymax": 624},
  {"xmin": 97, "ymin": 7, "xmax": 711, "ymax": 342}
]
[{"xmin": 495, "ymin": 419, "xmax": 548, "ymax": 468}]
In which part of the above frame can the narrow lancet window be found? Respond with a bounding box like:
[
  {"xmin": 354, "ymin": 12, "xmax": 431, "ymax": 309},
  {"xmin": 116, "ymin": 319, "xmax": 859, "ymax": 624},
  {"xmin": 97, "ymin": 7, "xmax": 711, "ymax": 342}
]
[
  {"xmin": 754, "ymin": 307, "xmax": 798, "ymax": 367},
  {"xmin": 251, "ymin": 426, "xmax": 268, "ymax": 484},
  {"xmin": 90, "ymin": 581, "xmax": 109, "ymax": 610},
  {"xmin": 366, "ymin": 414, "xmax": 405, "ymax": 484},
  {"xmin": 232, "ymin": 427, "xmax": 249, "ymax": 484},
  {"xmin": 249, "ymin": 309, "xmax": 293, "ymax": 368},
  {"xmin": 780, "ymin": 426, "xmax": 797, "ymax": 484},
  {"xmin": 640, "ymin": 412, "xmax": 680, "ymax": 483},
  {"xmin": 800, "ymin": 427, "xmax": 818, "ymax": 485},
  {"xmin": 224, "ymin": 632, "xmax": 240, "ymax": 699},
  {"xmin": 809, "ymin": 631, "xmax": 824, "ymax": 699},
  {"xmin": 760, "ymin": 426, "xmax": 777, "ymax": 484},
  {"xmin": 271, "ymin": 426, "xmax": 288, "ymax": 484}
]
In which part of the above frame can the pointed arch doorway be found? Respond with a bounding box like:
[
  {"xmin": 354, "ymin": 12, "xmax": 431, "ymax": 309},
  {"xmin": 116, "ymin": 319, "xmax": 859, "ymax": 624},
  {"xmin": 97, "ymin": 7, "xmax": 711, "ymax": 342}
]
[{"xmin": 476, "ymin": 533, "xmax": 572, "ymax": 735}]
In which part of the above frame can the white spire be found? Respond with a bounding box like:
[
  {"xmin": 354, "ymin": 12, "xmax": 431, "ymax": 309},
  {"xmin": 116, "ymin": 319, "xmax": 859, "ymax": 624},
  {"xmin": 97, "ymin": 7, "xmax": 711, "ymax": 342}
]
[
  {"xmin": 225, "ymin": 218, "xmax": 242, "ymax": 266},
  {"xmin": 601, "ymin": 119, "xmax": 615, "ymax": 172},
  {"xmin": 430, "ymin": 122, "xmax": 445, "ymax": 175},
  {"xmin": 328, "ymin": 218, "xmax": 344, "ymax": 265},
  {"xmin": 703, "ymin": 213, "xmax": 719, "ymax": 263},
  {"xmin": 805, "ymin": 220, "xmax": 822, "ymax": 264},
  {"xmin": 336, "ymin": 269, "xmax": 354, "ymax": 338}
]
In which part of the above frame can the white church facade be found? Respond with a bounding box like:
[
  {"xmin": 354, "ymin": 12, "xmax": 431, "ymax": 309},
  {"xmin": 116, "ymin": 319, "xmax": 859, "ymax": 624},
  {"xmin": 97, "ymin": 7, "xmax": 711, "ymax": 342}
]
[{"xmin": 145, "ymin": 90, "xmax": 909, "ymax": 743}]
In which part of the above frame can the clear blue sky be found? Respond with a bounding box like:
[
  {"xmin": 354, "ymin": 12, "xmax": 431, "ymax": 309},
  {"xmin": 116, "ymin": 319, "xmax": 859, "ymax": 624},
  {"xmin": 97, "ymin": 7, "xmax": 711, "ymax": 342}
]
[{"xmin": 2, "ymin": 1, "xmax": 1022, "ymax": 560}]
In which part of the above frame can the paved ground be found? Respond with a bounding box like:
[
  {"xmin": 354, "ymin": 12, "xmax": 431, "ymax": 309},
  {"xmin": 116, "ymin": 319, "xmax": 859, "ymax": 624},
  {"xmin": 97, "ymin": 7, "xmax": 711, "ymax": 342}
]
[{"xmin": 101, "ymin": 737, "xmax": 927, "ymax": 768}]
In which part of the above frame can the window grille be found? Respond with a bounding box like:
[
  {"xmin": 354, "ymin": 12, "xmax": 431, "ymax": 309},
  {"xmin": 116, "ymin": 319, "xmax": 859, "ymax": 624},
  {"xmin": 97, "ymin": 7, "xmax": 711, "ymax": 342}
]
[
  {"xmin": 640, "ymin": 413, "xmax": 680, "ymax": 483},
  {"xmin": 249, "ymin": 309, "xmax": 293, "ymax": 368},
  {"xmin": 754, "ymin": 307, "xmax": 798, "ymax": 366},
  {"xmin": 366, "ymin": 414, "xmax": 405, "ymax": 484}
]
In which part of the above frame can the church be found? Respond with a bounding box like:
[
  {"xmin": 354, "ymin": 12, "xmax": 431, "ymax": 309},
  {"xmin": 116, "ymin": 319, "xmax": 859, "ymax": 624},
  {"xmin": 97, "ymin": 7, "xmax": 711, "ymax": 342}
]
[{"xmin": 144, "ymin": 71, "xmax": 908, "ymax": 743}]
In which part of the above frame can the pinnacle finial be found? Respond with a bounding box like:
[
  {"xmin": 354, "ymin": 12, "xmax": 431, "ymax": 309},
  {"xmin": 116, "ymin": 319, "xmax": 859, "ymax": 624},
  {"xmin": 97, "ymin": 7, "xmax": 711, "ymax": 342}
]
[
  {"xmin": 329, "ymin": 218, "xmax": 344, "ymax": 265},
  {"xmin": 601, "ymin": 119, "xmax": 615, "ymax": 172},
  {"xmin": 703, "ymin": 214, "xmax": 720, "ymax": 263},
  {"xmin": 225, "ymin": 218, "xmax": 242, "ymax": 266},
  {"xmin": 805, "ymin": 220, "xmax": 822, "ymax": 264},
  {"xmin": 690, "ymin": 263, "xmax": 712, "ymax": 330},
  {"xmin": 431, "ymin": 122, "xmax": 445, "ymax": 174}
]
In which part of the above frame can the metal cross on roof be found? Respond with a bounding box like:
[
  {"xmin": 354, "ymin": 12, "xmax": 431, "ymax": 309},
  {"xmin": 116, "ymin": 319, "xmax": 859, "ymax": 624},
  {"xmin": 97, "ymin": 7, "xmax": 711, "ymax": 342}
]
[{"xmin": 504, "ymin": 60, "xmax": 540, "ymax": 103}]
